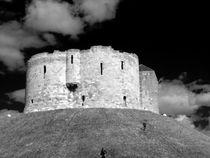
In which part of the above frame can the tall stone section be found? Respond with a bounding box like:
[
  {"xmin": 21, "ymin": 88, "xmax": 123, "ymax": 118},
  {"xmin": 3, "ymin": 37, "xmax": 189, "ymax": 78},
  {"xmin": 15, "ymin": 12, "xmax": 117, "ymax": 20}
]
[
  {"xmin": 25, "ymin": 46, "xmax": 159, "ymax": 114},
  {"xmin": 139, "ymin": 64, "xmax": 159, "ymax": 113},
  {"xmin": 25, "ymin": 52, "xmax": 68, "ymax": 112},
  {"xmin": 80, "ymin": 46, "xmax": 140, "ymax": 109},
  {"xmin": 66, "ymin": 50, "xmax": 80, "ymax": 84}
]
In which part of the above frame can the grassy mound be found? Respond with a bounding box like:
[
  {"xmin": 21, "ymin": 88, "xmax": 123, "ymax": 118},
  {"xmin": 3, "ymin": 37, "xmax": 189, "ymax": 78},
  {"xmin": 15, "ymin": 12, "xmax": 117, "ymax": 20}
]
[{"xmin": 0, "ymin": 108, "xmax": 210, "ymax": 158}]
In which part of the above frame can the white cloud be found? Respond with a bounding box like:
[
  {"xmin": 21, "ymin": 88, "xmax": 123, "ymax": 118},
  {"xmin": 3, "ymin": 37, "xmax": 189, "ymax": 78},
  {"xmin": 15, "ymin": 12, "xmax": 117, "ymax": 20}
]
[
  {"xmin": 187, "ymin": 80, "xmax": 210, "ymax": 93},
  {"xmin": 0, "ymin": 21, "xmax": 54, "ymax": 71},
  {"xmin": 25, "ymin": 0, "xmax": 121, "ymax": 35},
  {"xmin": 0, "ymin": 0, "xmax": 122, "ymax": 71},
  {"xmin": 0, "ymin": 47, "xmax": 25, "ymax": 71},
  {"xmin": 158, "ymin": 76, "xmax": 210, "ymax": 116},
  {"xmin": 7, "ymin": 89, "xmax": 25, "ymax": 103},
  {"xmin": 195, "ymin": 93, "xmax": 210, "ymax": 106},
  {"xmin": 158, "ymin": 82, "xmax": 197, "ymax": 116},
  {"xmin": 80, "ymin": 0, "xmax": 120, "ymax": 23},
  {"xmin": 0, "ymin": 21, "xmax": 47, "ymax": 48},
  {"xmin": 25, "ymin": 0, "xmax": 83, "ymax": 36}
]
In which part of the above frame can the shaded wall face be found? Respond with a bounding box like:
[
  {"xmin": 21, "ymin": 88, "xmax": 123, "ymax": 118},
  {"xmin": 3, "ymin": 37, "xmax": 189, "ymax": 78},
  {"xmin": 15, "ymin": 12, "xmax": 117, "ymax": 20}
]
[
  {"xmin": 80, "ymin": 49, "xmax": 140, "ymax": 108},
  {"xmin": 25, "ymin": 54, "xmax": 68, "ymax": 112},
  {"xmin": 139, "ymin": 71, "xmax": 159, "ymax": 114}
]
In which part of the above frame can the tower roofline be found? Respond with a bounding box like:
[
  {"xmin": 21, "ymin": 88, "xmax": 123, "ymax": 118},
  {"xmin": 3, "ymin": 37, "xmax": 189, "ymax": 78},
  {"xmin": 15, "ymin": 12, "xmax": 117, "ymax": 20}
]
[{"xmin": 139, "ymin": 64, "xmax": 154, "ymax": 71}]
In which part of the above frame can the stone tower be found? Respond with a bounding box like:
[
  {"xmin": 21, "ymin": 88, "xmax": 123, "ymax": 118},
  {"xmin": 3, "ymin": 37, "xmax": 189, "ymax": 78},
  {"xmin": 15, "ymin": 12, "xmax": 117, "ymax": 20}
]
[{"xmin": 25, "ymin": 46, "xmax": 159, "ymax": 114}]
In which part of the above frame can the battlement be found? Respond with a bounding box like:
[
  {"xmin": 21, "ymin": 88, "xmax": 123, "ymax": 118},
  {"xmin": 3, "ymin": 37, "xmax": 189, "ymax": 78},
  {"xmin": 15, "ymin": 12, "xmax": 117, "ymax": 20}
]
[{"xmin": 24, "ymin": 46, "xmax": 159, "ymax": 114}]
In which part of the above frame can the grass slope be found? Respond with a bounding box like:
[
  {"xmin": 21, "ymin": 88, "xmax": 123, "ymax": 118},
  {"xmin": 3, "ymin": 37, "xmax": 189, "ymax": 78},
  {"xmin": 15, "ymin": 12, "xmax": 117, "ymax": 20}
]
[{"xmin": 0, "ymin": 108, "xmax": 210, "ymax": 158}]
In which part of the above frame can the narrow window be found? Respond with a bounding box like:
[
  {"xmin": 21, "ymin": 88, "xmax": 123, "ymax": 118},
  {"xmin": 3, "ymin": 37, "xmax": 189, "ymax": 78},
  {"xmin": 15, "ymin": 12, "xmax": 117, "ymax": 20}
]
[
  {"xmin": 100, "ymin": 63, "xmax": 103, "ymax": 75},
  {"xmin": 31, "ymin": 99, "xmax": 33, "ymax": 103},
  {"xmin": 44, "ymin": 65, "xmax": 46, "ymax": 73},
  {"xmin": 123, "ymin": 96, "xmax": 127, "ymax": 106},
  {"xmin": 121, "ymin": 61, "xmax": 124, "ymax": 70},
  {"xmin": 71, "ymin": 55, "xmax": 73, "ymax": 64},
  {"xmin": 44, "ymin": 65, "xmax": 46, "ymax": 78},
  {"xmin": 82, "ymin": 95, "xmax": 85, "ymax": 106}
]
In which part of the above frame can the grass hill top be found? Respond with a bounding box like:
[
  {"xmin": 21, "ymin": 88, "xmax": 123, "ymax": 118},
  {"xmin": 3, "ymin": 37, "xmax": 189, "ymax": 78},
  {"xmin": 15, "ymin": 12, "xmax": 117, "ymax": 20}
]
[{"xmin": 0, "ymin": 108, "xmax": 210, "ymax": 158}]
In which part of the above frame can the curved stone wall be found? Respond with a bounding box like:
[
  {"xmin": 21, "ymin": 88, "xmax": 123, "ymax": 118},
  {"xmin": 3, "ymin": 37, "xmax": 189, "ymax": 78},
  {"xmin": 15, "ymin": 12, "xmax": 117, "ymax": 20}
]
[
  {"xmin": 25, "ymin": 52, "xmax": 68, "ymax": 112},
  {"xmin": 79, "ymin": 46, "xmax": 140, "ymax": 109},
  {"xmin": 24, "ymin": 46, "xmax": 159, "ymax": 113}
]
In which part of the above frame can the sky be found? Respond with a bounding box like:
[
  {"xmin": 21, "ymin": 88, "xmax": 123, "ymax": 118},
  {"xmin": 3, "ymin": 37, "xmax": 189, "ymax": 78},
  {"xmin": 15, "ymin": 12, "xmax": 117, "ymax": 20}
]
[{"xmin": 0, "ymin": 0, "xmax": 210, "ymax": 133}]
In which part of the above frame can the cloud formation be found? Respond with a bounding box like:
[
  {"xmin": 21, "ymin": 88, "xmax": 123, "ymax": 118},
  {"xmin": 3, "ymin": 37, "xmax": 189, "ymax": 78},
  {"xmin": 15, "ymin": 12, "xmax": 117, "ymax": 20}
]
[
  {"xmin": 158, "ymin": 75, "xmax": 210, "ymax": 133},
  {"xmin": 158, "ymin": 74, "xmax": 210, "ymax": 131},
  {"xmin": 187, "ymin": 80, "xmax": 210, "ymax": 93},
  {"xmin": 25, "ymin": 0, "xmax": 83, "ymax": 36},
  {"xmin": 158, "ymin": 75, "xmax": 210, "ymax": 116},
  {"xmin": 80, "ymin": 0, "xmax": 120, "ymax": 23},
  {"xmin": 0, "ymin": 21, "xmax": 55, "ymax": 71},
  {"xmin": 7, "ymin": 89, "xmax": 25, "ymax": 103},
  {"xmin": 0, "ymin": 0, "xmax": 121, "ymax": 71},
  {"xmin": 158, "ymin": 80, "xmax": 197, "ymax": 116},
  {"xmin": 0, "ymin": 47, "xmax": 24, "ymax": 71},
  {"xmin": 25, "ymin": 0, "xmax": 121, "ymax": 35}
]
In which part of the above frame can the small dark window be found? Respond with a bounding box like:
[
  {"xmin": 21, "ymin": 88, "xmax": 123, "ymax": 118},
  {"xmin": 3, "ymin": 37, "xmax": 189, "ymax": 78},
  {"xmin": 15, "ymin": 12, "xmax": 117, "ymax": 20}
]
[
  {"xmin": 44, "ymin": 65, "xmax": 46, "ymax": 73},
  {"xmin": 82, "ymin": 95, "xmax": 85, "ymax": 106},
  {"xmin": 31, "ymin": 99, "xmax": 33, "ymax": 103},
  {"xmin": 121, "ymin": 61, "xmax": 124, "ymax": 70},
  {"xmin": 123, "ymin": 96, "xmax": 126, "ymax": 101},
  {"xmin": 123, "ymin": 96, "xmax": 127, "ymax": 106},
  {"xmin": 100, "ymin": 63, "xmax": 103, "ymax": 75},
  {"xmin": 71, "ymin": 55, "xmax": 73, "ymax": 64},
  {"xmin": 44, "ymin": 65, "xmax": 46, "ymax": 78}
]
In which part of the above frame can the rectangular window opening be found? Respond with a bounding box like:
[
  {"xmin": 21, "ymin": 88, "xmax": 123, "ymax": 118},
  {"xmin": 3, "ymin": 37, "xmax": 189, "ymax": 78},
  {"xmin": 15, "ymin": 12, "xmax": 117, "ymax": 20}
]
[
  {"xmin": 123, "ymin": 96, "xmax": 126, "ymax": 101},
  {"xmin": 71, "ymin": 55, "xmax": 73, "ymax": 64},
  {"xmin": 100, "ymin": 63, "xmax": 103, "ymax": 75},
  {"xmin": 31, "ymin": 99, "xmax": 33, "ymax": 104},
  {"xmin": 121, "ymin": 61, "xmax": 124, "ymax": 70},
  {"xmin": 44, "ymin": 65, "xmax": 46, "ymax": 78},
  {"xmin": 123, "ymin": 96, "xmax": 127, "ymax": 106},
  {"xmin": 44, "ymin": 65, "xmax": 46, "ymax": 73},
  {"xmin": 82, "ymin": 95, "xmax": 85, "ymax": 106}
]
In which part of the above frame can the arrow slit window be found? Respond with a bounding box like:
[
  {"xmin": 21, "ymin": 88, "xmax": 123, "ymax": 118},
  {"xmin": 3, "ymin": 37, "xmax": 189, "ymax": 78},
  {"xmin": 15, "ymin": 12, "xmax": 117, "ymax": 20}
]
[
  {"xmin": 100, "ymin": 63, "xmax": 103, "ymax": 75},
  {"xmin": 121, "ymin": 61, "xmax": 124, "ymax": 70},
  {"xmin": 44, "ymin": 65, "xmax": 46, "ymax": 78}
]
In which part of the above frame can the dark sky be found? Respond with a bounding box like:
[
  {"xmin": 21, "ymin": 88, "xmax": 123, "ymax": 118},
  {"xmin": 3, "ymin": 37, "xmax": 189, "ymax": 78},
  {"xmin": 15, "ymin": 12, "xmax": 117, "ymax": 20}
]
[{"xmin": 0, "ymin": 0, "xmax": 210, "ymax": 115}]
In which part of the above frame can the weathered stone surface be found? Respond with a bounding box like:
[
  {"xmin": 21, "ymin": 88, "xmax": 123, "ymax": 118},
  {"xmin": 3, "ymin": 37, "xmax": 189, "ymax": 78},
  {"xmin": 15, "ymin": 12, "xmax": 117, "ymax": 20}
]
[{"xmin": 25, "ymin": 46, "xmax": 158, "ymax": 113}]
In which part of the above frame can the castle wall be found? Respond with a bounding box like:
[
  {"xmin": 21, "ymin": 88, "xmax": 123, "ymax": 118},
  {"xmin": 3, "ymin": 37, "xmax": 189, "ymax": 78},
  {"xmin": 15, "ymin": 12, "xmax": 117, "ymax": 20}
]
[
  {"xmin": 139, "ymin": 71, "xmax": 159, "ymax": 114},
  {"xmin": 25, "ymin": 52, "xmax": 68, "ymax": 112},
  {"xmin": 79, "ymin": 46, "xmax": 140, "ymax": 109},
  {"xmin": 25, "ymin": 46, "xmax": 159, "ymax": 113}
]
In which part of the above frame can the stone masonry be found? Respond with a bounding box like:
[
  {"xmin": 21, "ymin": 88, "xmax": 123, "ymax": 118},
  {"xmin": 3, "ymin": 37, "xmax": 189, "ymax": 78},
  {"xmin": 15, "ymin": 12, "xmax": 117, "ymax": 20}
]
[{"xmin": 24, "ymin": 46, "xmax": 159, "ymax": 114}]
